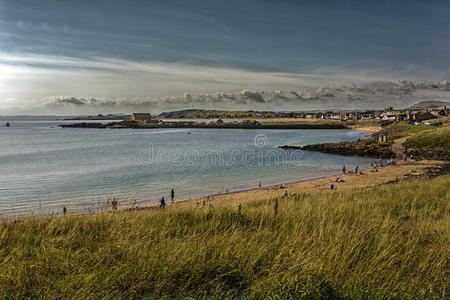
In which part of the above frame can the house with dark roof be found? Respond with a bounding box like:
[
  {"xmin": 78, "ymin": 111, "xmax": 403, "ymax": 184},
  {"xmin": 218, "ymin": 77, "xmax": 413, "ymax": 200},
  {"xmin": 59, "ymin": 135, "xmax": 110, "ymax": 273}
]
[
  {"xmin": 408, "ymin": 111, "xmax": 436, "ymax": 122},
  {"xmin": 131, "ymin": 113, "xmax": 152, "ymax": 121}
]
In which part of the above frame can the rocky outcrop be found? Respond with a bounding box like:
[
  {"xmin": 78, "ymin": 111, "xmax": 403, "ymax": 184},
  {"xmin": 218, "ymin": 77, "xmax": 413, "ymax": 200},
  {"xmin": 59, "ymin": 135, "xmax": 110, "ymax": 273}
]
[
  {"xmin": 407, "ymin": 148, "xmax": 450, "ymax": 161},
  {"xmin": 60, "ymin": 122, "xmax": 107, "ymax": 128},
  {"xmin": 280, "ymin": 139, "xmax": 395, "ymax": 158}
]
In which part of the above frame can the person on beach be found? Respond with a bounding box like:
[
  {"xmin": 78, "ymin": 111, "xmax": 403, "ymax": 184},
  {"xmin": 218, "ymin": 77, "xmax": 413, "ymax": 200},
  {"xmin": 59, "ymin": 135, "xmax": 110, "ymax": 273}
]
[
  {"xmin": 329, "ymin": 184, "xmax": 336, "ymax": 190},
  {"xmin": 259, "ymin": 181, "xmax": 262, "ymax": 188},
  {"xmin": 111, "ymin": 197, "xmax": 118, "ymax": 211},
  {"xmin": 160, "ymin": 197, "xmax": 165, "ymax": 209},
  {"xmin": 355, "ymin": 166, "xmax": 359, "ymax": 174},
  {"xmin": 63, "ymin": 206, "xmax": 67, "ymax": 216},
  {"xmin": 342, "ymin": 166, "xmax": 346, "ymax": 174},
  {"xmin": 171, "ymin": 189, "xmax": 175, "ymax": 204}
]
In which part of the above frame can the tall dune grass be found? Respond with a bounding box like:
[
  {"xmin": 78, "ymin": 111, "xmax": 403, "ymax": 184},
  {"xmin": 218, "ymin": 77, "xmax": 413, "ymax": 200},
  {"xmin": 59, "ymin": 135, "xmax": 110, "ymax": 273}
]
[{"xmin": 0, "ymin": 175, "xmax": 449, "ymax": 299}]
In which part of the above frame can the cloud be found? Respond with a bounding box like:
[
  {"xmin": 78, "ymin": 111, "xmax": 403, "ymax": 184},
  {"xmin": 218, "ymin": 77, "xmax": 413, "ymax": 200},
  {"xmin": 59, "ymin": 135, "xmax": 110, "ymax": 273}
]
[
  {"xmin": 240, "ymin": 90, "xmax": 265, "ymax": 103},
  {"xmin": 46, "ymin": 96, "xmax": 100, "ymax": 106},
  {"xmin": 1, "ymin": 52, "xmax": 450, "ymax": 114},
  {"xmin": 183, "ymin": 92, "xmax": 192, "ymax": 102},
  {"xmin": 0, "ymin": 52, "xmax": 332, "ymax": 106},
  {"xmin": 216, "ymin": 92, "xmax": 235, "ymax": 100},
  {"xmin": 16, "ymin": 21, "xmax": 27, "ymax": 31},
  {"xmin": 35, "ymin": 80, "xmax": 450, "ymax": 114}
]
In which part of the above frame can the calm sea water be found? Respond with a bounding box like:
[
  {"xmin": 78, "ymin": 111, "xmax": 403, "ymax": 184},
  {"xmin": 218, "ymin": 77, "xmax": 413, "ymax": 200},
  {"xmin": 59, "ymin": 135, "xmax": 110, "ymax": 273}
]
[{"xmin": 0, "ymin": 117, "xmax": 372, "ymax": 217}]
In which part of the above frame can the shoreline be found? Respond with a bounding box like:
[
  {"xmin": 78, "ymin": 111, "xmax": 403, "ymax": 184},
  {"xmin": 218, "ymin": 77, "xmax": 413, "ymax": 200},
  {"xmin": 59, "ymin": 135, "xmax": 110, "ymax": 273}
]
[
  {"xmin": 163, "ymin": 159, "xmax": 445, "ymax": 210},
  {"xmin": 125, "ymin": 159, "xmax": 444, "ymax": 212},
  {"xmin": 60, "ymin": 122, "xmax": 348, "ymax": 130},
  {"xmin": 1, "ymin": 159, "xmax": 445, "ymax": 221}
]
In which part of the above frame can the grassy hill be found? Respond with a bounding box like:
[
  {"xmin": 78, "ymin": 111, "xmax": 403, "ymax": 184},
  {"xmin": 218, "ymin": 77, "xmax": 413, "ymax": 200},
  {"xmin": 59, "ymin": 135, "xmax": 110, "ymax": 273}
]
[
  {"xmin": 1, "ymin": 175, "xmax": 449, "ymax": 299},
  {"xmin": 403, "ymin": 126, "xmax": 450, "ymax": 149},
  {"xmin": 401, "ymin": 126, "xmax": 450, "ymax": 160},
  {"xmin": 409, "ymin": 100, "xmax": 450, "ymax": 109}
]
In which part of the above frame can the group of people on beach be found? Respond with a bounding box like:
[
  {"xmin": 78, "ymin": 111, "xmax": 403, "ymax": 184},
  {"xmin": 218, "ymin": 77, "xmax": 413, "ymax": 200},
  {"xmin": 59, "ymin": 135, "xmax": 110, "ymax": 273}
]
[
  {"xmin": 342, "ymin": 165, "xmax": 363, "ymax": 175},
  {"xmin": 332, "ymin": 161, "xmax": 387, "ymax": 190},
  {"xmin": 159, "ymin": 189, "xmax": 175, "ymax": 209},
  {"xmin": 63, "ymin": 188, "xmax": 176, "ymax": 214}
]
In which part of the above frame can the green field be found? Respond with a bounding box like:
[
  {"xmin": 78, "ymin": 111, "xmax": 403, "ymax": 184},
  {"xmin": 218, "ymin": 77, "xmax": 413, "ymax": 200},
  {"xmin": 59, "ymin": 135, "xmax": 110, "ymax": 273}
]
[
  {"xmin": 384, "ymin": 121, "xmax": 441, "ymax": 140},
  {"xmin": 1, "ymin": 175, "xmax": 448, "ymax": 299}
]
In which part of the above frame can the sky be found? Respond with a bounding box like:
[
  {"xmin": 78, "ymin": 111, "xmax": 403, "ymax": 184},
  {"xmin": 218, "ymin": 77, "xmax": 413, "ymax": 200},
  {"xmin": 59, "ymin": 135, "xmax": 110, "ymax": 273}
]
[{"xmin": 1, "ymin": 0, "xmax": 450, "ymax": 114}]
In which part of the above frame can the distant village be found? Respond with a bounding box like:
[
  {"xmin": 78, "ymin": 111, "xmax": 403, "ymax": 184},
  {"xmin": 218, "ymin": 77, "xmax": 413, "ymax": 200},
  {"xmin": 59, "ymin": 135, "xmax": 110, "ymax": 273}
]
[
  {"xmin": 60, "ymin": 101, "xmax": 450, "ymax": 130},
  {"xmin": 128, "ymin": 102, "xmax": 449, "ymax": 125},
  {"xmin": 294, "ymin": 105, "xmax": 450, "ymax": 123},
  {"xmin": 73, "ymin": 101, "xmax": 450, "ymax": 126}
]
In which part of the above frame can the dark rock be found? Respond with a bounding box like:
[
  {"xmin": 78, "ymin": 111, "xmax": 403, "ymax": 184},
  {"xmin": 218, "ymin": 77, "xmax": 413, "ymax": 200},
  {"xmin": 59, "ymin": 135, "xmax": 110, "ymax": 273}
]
[
  {"xmin": 280, "ymin": 139, "xmax": 395, "ymax": 158},
  {"xmin": 60, "ymin": 122, "xmax": 107, "ymax": 128}
]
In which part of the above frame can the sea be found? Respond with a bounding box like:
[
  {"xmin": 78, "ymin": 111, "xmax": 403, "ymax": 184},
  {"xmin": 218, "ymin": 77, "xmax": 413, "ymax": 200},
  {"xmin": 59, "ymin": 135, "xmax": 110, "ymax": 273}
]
[{"xmin": 0, "ymin": 116, "xmax": 373, "ymax": 218}]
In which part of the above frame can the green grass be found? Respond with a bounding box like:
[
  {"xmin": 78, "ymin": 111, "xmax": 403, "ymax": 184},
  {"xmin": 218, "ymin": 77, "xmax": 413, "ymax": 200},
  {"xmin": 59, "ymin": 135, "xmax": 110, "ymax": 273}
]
[
  {"xmin": 1, "ymin": 175, "xmax": 449, "ymax": 299},
  {"xmin": 382, "ymin": 121, "xmax": 448, "ymax": 142},
  {"xmin": 403, "ymin": 126, "xmax": 450, "ymax": 149}
]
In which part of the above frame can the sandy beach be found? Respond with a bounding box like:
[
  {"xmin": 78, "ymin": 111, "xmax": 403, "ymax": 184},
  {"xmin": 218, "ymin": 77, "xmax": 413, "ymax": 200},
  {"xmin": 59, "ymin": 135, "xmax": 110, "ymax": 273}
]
[{"xmin": 167, "ymin": 159, "xmax": 444, "ymax": 210}]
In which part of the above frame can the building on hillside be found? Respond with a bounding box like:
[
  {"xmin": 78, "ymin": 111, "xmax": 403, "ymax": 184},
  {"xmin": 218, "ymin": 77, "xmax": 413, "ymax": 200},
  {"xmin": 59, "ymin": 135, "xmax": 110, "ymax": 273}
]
[
  {"xmin": 381, "ymin": 113, "xmax": 397, "ymax": 121},
  {"xmin": 408, "ymin": 111, "xmax": 437, "ymax": 122},
  {"xmin": 397, "ymin": 113, "xmax": 408, "ymax": 121},
  {"xmin": 131, "ymin": 113, "xmax": 152, "ymax": 121},
  {"xmin": 330, "ymin": 113, "xmax": 341, "ymax": 120},
  {"xmin": 430, "ymin": 108, "xmax": 449, "ymax": 117}
]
